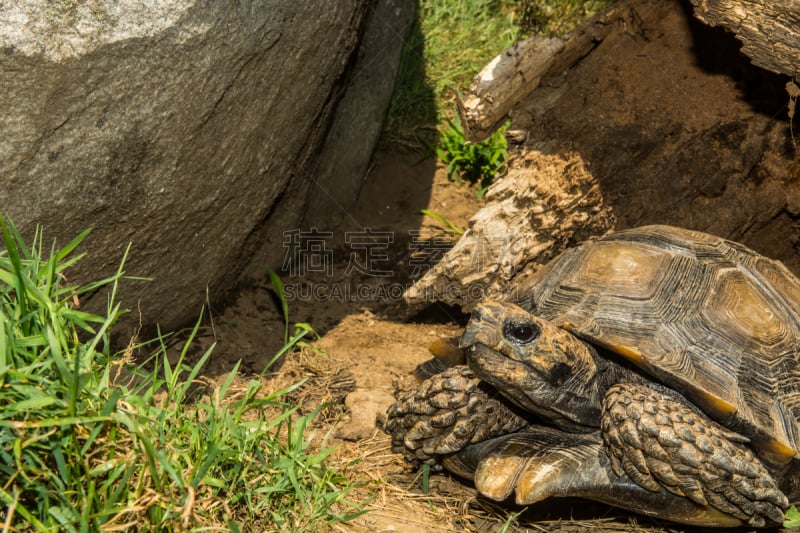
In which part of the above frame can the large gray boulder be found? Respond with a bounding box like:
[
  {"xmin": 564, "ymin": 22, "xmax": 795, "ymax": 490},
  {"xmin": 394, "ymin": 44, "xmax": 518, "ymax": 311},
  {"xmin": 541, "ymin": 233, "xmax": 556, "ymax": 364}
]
[{"xmin": 0, "ymin": 1, "xmax": 413, "ymax": 331}]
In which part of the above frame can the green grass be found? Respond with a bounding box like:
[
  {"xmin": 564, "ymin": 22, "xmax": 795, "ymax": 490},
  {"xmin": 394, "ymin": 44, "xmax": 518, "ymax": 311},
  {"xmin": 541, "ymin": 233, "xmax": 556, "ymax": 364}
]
[
  {"xmin": 0, "ymin": 216, "xmax": 363, "ymax": 531},
  {"xmin": 420, "ymin": 209, "xmax": 464, "ymax": 236},
  {"xmin": 516, "ymin": 0, "xmax": 613, "ymax": 36},
  {"xmin": 434, "ymin": 117, "xmax": 509, "ymax": 198},
  {"xmin": 385, "ymin": 0, "xmax": 520, "ymax": 143},
  {"xmin": 785, "ymin": 505, "xmax": 800, "ymax": 528},
  {"xmin": 418, "ymin": 1, "xmax": 520, "ymax": 116},
  {"xmin": 384, "ymin": 0, "xmax": 612, "ymax": 197}
]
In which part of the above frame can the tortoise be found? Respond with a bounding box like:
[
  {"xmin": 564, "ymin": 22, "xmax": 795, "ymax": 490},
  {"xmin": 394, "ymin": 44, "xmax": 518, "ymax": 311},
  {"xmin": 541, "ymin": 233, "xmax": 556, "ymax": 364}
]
[{"xmin": 383, "ymin": 225, "xmax": 800, "ymax": 527}]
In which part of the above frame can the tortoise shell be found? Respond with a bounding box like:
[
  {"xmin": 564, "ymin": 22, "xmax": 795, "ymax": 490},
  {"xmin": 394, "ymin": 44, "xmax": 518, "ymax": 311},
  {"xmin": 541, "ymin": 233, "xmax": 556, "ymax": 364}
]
[{"xmin": 517, "ymin": 225, "xmax": 800, "ymax": 462}]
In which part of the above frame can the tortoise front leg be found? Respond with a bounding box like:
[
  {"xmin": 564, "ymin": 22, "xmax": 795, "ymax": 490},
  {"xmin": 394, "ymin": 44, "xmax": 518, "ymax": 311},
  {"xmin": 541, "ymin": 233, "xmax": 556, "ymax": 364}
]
[
  {"xmin": 450, "ymin": 426, "xmax": 756, "ymax": 527},
  {"xmin": 382, "ymin": 365, "xmax": 529, "ymax": 467},
  {"xmin": 602, "ymin": 382, "xmax": 788, "ymax": 527}
]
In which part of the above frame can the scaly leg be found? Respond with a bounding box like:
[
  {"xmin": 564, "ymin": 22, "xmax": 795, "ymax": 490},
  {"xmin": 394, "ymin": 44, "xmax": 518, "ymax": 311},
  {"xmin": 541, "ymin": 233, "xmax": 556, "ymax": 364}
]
[
  {"xmin": 382, "ymin": 365, "xmax": 528, "ymax": 467},
  {"xmin": 602, "ymin": 382, "xmax": 788, "ymax": 527}
]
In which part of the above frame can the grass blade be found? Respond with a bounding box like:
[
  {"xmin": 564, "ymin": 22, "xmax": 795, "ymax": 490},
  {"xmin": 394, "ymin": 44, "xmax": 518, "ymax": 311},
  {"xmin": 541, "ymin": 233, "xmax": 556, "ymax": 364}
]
[{"xmin": 267, "ymin": 268, "xmax": 289, "ymax": 344}]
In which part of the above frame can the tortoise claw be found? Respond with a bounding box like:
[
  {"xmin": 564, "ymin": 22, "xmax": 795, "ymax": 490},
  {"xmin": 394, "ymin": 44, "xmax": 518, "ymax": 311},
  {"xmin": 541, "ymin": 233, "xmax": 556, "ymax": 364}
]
[
  {"xmin": 446, "ymin": 425, "xmax": 748, "ymax": 528},
  {"xmin": 382, "ymin": 366, "xmax": 528, "ymax": 466}
]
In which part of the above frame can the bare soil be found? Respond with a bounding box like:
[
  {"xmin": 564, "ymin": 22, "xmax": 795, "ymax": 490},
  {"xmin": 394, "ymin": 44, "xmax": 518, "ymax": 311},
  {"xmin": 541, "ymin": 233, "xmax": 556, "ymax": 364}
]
[{"xmin": 514, "ymin": 0, "xmax": 799, "ymax": 274}]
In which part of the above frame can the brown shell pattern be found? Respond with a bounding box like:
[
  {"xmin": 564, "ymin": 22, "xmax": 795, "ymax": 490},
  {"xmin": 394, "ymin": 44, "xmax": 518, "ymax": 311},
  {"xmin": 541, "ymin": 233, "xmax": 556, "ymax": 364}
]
[{"xmin": 518, "ymin": 225, "xmax": 800, "ymax": 461}]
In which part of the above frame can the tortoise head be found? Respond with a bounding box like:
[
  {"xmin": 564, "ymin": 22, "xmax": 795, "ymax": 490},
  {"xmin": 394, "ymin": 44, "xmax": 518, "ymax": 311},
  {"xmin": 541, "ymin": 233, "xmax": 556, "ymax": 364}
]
[{"xmin": 460, "ymin": 300, "xmax": 605, "ymax": 431}]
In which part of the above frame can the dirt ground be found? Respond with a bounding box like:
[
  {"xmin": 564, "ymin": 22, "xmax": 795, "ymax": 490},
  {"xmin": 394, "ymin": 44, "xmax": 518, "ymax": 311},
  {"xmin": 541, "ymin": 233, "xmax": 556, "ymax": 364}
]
[{"xmin": 514, "ymin": 0, "xmax": 799, "ymax": 274}]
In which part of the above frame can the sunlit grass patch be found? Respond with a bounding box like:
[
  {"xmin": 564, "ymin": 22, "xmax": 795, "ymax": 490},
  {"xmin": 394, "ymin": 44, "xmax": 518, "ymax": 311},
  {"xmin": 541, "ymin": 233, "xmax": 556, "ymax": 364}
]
[{"xmin": 0, "ymin": 216, "xmax": 364, "ymax": 531}]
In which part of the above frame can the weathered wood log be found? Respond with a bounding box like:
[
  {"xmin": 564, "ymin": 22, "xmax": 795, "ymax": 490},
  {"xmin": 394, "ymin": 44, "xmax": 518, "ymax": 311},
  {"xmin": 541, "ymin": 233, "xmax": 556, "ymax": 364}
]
[
  {"xmin": 457, "ymin": 3, "xmax": 629, "ymax": 143},
  {"xmin": 456, "ymin": 37, "xmax": 563, "ymax": 144},
  {"xmin": 404, "ymin": 151, "xmax": 615, "ymax": 309},
  {"xmin": 690, "ymin": 0, "xmax": 800, "ymax": 79}
]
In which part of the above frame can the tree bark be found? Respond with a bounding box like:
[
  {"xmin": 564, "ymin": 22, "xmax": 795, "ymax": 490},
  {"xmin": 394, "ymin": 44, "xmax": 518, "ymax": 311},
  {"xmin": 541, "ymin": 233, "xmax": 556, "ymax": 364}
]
[{"xmin": 690, "ymin": 0, "xmax": 800, "ymax": 79}]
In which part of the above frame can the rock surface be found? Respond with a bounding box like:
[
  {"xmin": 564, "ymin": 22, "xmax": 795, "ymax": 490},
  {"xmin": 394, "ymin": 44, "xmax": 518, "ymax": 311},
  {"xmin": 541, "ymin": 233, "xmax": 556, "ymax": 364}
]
[
  {"xmin": 0, "ymin": 0, "xmax": 413, "ymax": 332},
  {"xmin": 337, "ymin": 389, "xmax": 396, "ymax": 442}
]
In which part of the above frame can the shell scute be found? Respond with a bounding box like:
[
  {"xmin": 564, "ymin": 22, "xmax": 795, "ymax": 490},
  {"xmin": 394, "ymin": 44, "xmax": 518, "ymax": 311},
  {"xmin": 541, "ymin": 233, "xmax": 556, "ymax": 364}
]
[{"xmin": 523, "ymin": 225, "xmax": 800, "ymax": 459}]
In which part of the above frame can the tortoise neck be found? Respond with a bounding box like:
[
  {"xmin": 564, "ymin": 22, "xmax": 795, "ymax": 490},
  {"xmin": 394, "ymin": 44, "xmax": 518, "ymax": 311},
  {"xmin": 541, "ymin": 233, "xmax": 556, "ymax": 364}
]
[{"xmin": 593, "ymin": 345, "xmax": 647, "ymax": 392}]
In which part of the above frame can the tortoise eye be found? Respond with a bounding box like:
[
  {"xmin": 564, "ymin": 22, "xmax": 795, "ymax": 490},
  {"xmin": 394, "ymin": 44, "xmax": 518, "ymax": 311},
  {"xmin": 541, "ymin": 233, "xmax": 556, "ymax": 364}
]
[{"xmin": 503, "ymin": 320, "xmax": 540, "ymax": 345}]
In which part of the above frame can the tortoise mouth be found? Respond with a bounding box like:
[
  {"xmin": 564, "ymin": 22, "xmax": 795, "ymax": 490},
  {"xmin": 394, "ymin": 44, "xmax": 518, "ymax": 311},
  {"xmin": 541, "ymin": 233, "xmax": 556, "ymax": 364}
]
[
  {"xmin": 465, "ymin": 342, "xmax": 528, "ymax": 383},
  {"xmin": 465, "ymin": 342, "xmax": 600, "ymax": 432},
  {"xmin": 466, "ymin": 343, "xmax": 560, "ymax": 416}
]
